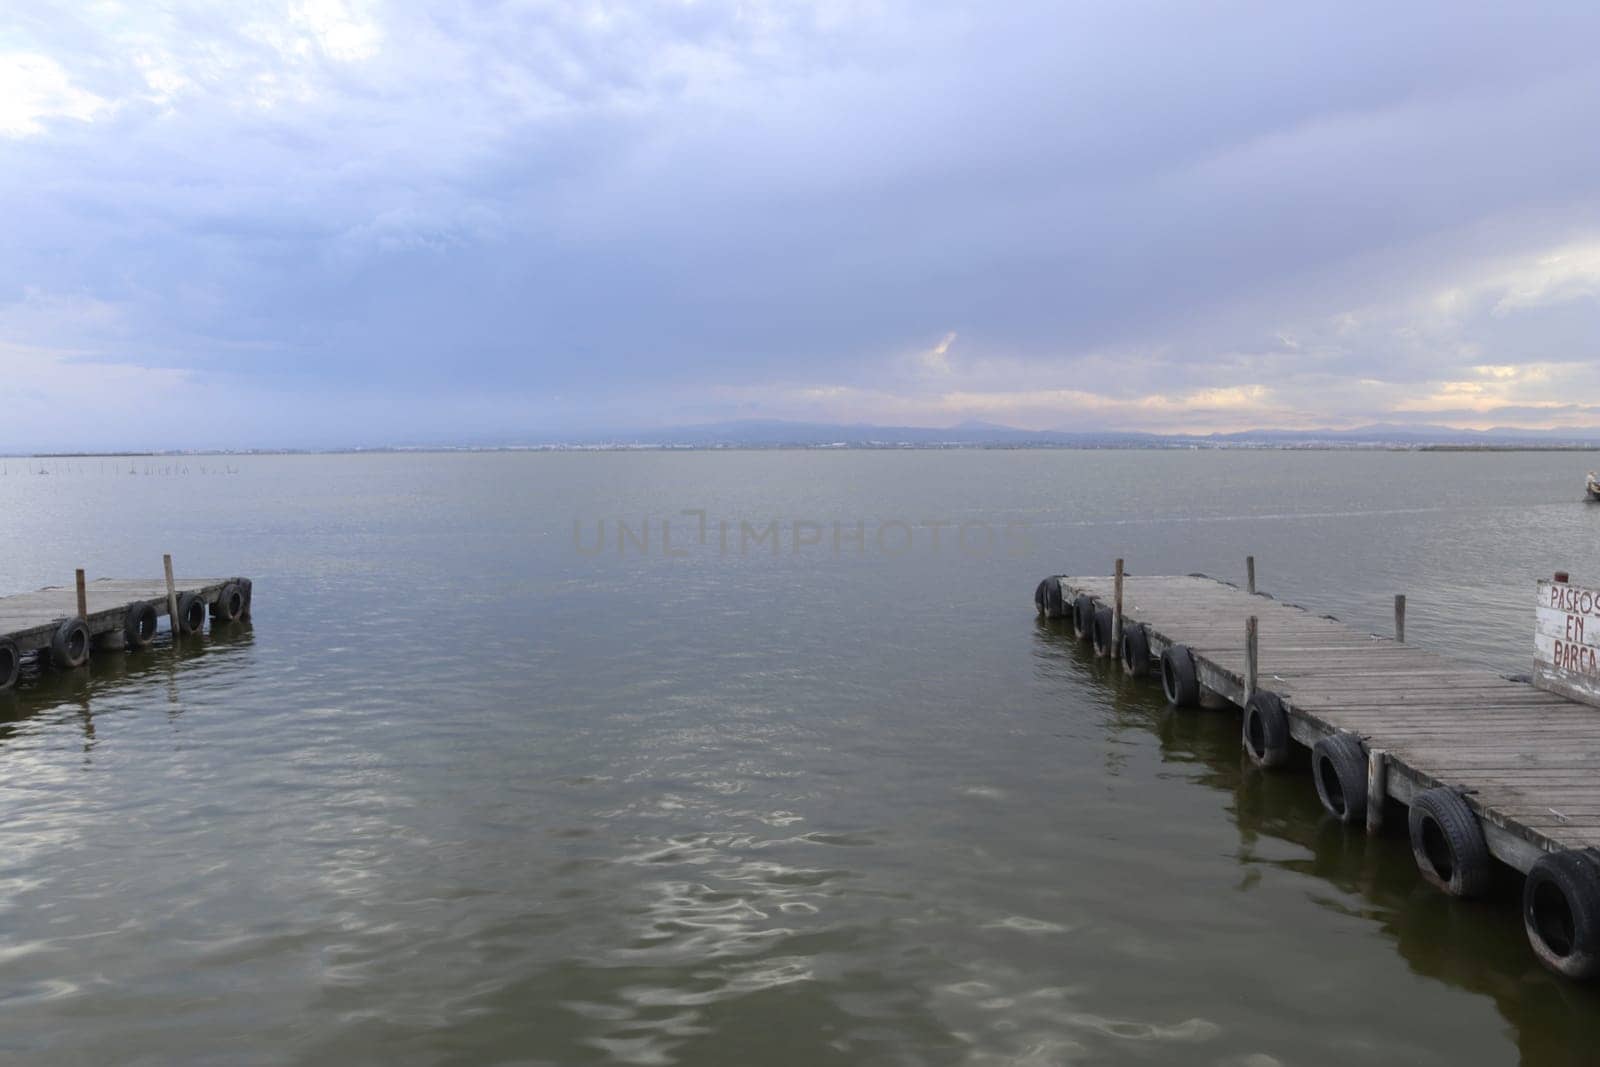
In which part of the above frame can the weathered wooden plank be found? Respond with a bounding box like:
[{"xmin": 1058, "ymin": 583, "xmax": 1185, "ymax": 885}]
[
  {"xmin": 1271, "ymin": 670, "xmax": 1530, "ymax": 683},
  {"xmin": 1283, "ymin": 689, "xmax": 1562, "ymax": 704},
  {"xmin": 1296, "ymin": 707, "xmax": 1592, "ymax": 722},
  {"xmin": 1381, "ymin": 729, "xmax": 1600, "ymax": 742}
]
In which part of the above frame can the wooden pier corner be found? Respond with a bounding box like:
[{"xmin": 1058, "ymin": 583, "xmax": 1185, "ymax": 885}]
[{"xmin": 1036, "ymin": 568, "xmax": 1600, "ymax": 982}]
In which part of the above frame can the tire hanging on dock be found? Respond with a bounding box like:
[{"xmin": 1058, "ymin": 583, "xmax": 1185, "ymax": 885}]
[
  {"xmin": 212, "ymin": 582, "xmax": 245, "ymax": 623},
  {"xmin": 1160, "ymin": 644, "xmax": 1200, "ymax": 707},
  {"xmin": 124, "ymin": 602, "xmax": 159, "ymax": 649},
  {"xmin": 1120, "ymin": 623, "xmax": 1150, "ymax": 678},
  {"xmin": 1072, "ymin": 595, "xmax": 1096, "ymax": 642},
  {"xmin": 176, "ymin": 592, "xmax": 206, "ymax": 635},
  {"xmin": 1312, "ymin": 733, "xmax": 1367, "ymax": 824},
  {"xmin": 1035, "ymin": 578, "xmax": 1066, "ymax": 619},
  {"xmin": 1091, "ymin": 606, "xmax": 1115, "ymax": 658},
  {"xmin": 0, "ymin": 638, "xmax": 19, "ymax": 690},
  {"xmin": 50, "ymin": 618, "xmax": 91, "ymax": 669},
  {"xmin": 1242, "ymin": 691, "xmax": 1290, "ymax": 768},
  {"xmin": 1408, "ymin": 788, "xmax": 1491, "ymax": 898},
  {"xmin": 1524, "ymin": 849, "xmax": 1600, "ymax": 979}
]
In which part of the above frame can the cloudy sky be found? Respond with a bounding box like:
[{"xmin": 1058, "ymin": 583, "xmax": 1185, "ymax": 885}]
[{"xmin": 4, "ymin": 1, "xmax": 1600, "ymax": 449}]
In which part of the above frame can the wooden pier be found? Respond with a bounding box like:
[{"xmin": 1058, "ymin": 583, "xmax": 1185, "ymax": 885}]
[
  {"xmin": 0, "ymin": 571, "xmax": 251, "ymax": 691},
  {"xmin": 1037, "ymin": 570, "xmax": 1600, "ymax": 980}
]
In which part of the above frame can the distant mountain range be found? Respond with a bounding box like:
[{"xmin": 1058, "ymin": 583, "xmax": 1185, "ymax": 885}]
[
  {"xmin": 551, "ymin": 419, "xmax": 1600, "ymax": 450},
  {"xmin": 21, "ymin": 420, "xmax": 1600, "ymax": 456}
]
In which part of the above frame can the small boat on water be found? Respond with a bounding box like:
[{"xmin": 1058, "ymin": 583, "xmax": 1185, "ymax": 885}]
[{"xmin": 1588, "ymin": 471, "xmax": 1600, "ymax": 501}]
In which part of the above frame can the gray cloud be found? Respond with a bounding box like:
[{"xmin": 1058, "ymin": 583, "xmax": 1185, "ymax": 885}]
[{"xmin": 3, "ymin": 1, "xmax": 1600, "ymax": 449}]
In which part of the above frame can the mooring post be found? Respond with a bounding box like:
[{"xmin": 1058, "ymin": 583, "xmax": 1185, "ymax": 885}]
[
  {"xmin": 1112, "ymin": 558, "xmax": 1124, "ymax": 655},
  {"xmin": 1246, "ymin": 555, "xmax": 1256, "ymax": 595},
  {"xmin": 75, "ymin": 568, "xmax": 87, "ymax": 620},
  {"xmin": 1366, "ymin": 748, "xmax": 1388, "ymax": 834},
  {"xmin": 1394, "ymin": 594, "xmax": 1406, "ymax": 644},
  {"xmin": 1245, "ymin": 615, "xmax": 1258, "ymax": 701},
  {"xmin": 163, "ymin": 554, "xmax": 179, "ymax": 635}
]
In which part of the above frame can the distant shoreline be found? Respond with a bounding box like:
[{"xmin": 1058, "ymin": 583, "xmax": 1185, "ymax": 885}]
[{"xmin": 10, "ymin": 443, "xmax": 1600, "ymax": 458}]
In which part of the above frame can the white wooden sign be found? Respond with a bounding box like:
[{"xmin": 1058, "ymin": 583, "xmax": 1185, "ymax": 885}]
[{"xmin": 1535, "ymin": 579, "xmax": 1600, "ymax": 706}]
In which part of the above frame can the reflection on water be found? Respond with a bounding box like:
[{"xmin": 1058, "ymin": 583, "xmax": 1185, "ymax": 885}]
[
  {"xmin": 0, "ymin": 621, "xmax": 255, "ymax": 741},
  {"xmin": 1, "ymin": 450, "xmax": 1598, "ymax": 1065}
]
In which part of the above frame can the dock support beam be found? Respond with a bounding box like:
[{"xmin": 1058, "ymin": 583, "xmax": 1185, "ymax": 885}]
[
  {"xmin": 1245, "ymin": 615, "xmax": 1258, "ymax": 702},
  {"xmin": 1112, "ymin": 558, "xmax": 1124, "ymax": 654},
  {"xmin": 163, "ymin": 555, "xmax": 179, "ymax": 636},
  {"xmin": 1246, "ymin": 555, "xmax": 1256, "ymax": 595},
  {"xmin": 1366, "ymin": 748, "xmax": 1388, "ymax": 835},
  {"xmin": 1394, "ymin": 595, "xmax": 1406, "ymax": 644},
  {"xmin": 75, "ymin": 568, "xmax": 87, "ymax": 621}
]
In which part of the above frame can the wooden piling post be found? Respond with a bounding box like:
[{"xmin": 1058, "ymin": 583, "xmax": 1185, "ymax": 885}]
[
  {"xmin": 163, "ymin": 554, "xmax": 179, "ymax": 635},
  {"xmin": 1246, "ymin": 555, "xmax": 1256, "ymax": 595},
  {"xmin": 75, "ymin": 569, "xmax": 87, "ymax": 620},
  {"xmin": 1366, "ymin": 748, "xmax": 1388, "ymax": 835},
  {"xmin": 1245, "ymin": 615, "xmax": 1258, "ymax": 701},
  {"xmin": 1112, "ymin": 558, "xmax": 1124, "ymax": 656},
  {"xmin": 1394, "ymin": 594, "xmax": 1406, "ymax": 644}
]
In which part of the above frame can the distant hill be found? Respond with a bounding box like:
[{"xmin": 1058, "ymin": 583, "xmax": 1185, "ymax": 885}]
[
  {"xmin": 570, "ymin": 420, "xmax": 1172, "ymax": 449},
  {"xmin": 554, "ymin": 419, "xmax": 1600, "ymax": 450},
  {"xmin": 52, "ymin": 419, "xmax": 1599, "ymax": 455},
  {"xmin": 1204, "ymin": 423, "xmax": 1600, "ymax": 448}
]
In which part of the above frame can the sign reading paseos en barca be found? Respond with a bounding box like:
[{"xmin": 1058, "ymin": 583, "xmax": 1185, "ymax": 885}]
[{"xmin": 1535, "ymin": 578, "xmax": 1600, "ymax": 706}]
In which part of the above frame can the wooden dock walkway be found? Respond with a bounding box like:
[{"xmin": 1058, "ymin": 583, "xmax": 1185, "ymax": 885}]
[
  {"xmin": 0, "ymin": 574, "xmax": 251, "ymax": 691},
  {"xmin": 1038, "ymin": 571, "xmax": 1600, "ymax": 979}
]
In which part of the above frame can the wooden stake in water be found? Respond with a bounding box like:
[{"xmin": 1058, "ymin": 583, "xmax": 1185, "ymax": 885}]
[
  {"xmin": 1366, "ymin": 748, "xmax": 1388, "ymax": 835},
  {"xmin": 1394, "ymin": 594, "xmax": 1406, "ymax": 644},
  {"xmin": 1246, "ymin": 555, "xmax": 1256, "ymax": 595},
  {"xmin": 1112, "ymin": 558, "xmax": 1124, "ymax": 655},
  {"xmin": 75, "ymin": 569, "xmax": 87, "ymax": 620},
  {"xmin": 163, "ymin": 554, "xmax": 179, "ymax": 635},
  {"xmin": 1245, "ymin": 615, "xmax": 1258, "ymax": 701}
]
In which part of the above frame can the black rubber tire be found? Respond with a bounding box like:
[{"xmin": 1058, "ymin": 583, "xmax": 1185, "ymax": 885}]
[
  {"xmin": 1524, "ymin": 849, "xmax": 1600, "ymax": 979},
  {"xmin": 1243, "ymin": 691, "xmax": 1291, "ymax": 768},
  {"xmin": 1035, "ymin": 578, "xmax": 1066, "ymax": 619},
  {"xmin": 50, "ymin": 618, "xmax": 91, "ymax": 669},
  {"xmin": 0, "ymin": 638, "xmax": 19, "ymax": 690},
  {"xmin": 1071, "ymin": 595, "xmax": 1095, "ymax": 642},
  {"xmin": 124, "ymin": 602, "xmax": 159, "ymax": 649},
  {"xmin": 1160, "ymin": 644, "xmax": 1200, "ymax": 707},
  {"xmin": 1409, "ymin": 788, "xmax": 1491, "ymax": 898},
  {"xmin": 176, "ymin": 592, "xmax": 206, "ymax": 635},
  {"xmin": 239, "ymin": 578, "xmax": 252, "ymax": 617},
  {"xmin": 1091, "ymin": 606, "xmax": 1114, "ymax": 658},
  {"xmin": 1312, "ymin": 733, "xmax": 1368, "ymax": 824},
  {"xmin": 212, "ymin": 582, "xmax": 245, "ymax": 623},
  {"xmin": 1120, "ymin": 623, "xmax": 1150, "ymax": 678}
]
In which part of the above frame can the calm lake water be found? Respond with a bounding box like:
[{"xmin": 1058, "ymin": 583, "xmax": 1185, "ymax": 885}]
[{"xmin": 2, "ymin": 450, "xmax": 1598, "ymax": 1065}]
